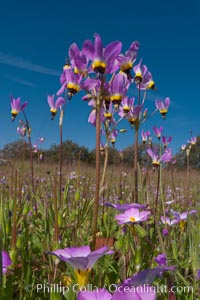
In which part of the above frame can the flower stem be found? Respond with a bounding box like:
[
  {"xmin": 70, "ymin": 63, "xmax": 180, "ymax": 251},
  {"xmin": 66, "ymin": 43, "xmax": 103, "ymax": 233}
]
[
  {"xmin": 59, "ymin": 108, "xmax": 64, "ymax": 209},
  {"xmin": 134, "ymin": 85, "xmax": 141, "ymax": 203},
  {"xmin": 100, "ymin": 144, "xmax": 108, "ymax": 189},
  {"xmin": 11, "ymin": 169, "xmax": 17, "ymax": 250},
  {"xmin": 100, "ymin": 143, "xmax": 109, "ymax": 221},
  {"xmin": 91, "ymin": 77, "xmax": 104, "ymax": 250},
  {"xmin": 22, "ymin": 111, "xmax": 34, "ymax": 191},
  {"xmin": 91, "ymin": 104, "xmax": 101, "ymax": 250},
  {"xmin": 134, "ymin": 125, "xmax": 139, "ymax": 202},
  {"xmin": 0, "ymin": 237, "xmax": 2, "ymax": 300}
]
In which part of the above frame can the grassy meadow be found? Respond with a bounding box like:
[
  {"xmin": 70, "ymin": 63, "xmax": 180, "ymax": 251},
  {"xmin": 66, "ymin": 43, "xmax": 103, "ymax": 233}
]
[{"xmin": 0, "ymin": 157, "xmax": 199, "ymax": 299}]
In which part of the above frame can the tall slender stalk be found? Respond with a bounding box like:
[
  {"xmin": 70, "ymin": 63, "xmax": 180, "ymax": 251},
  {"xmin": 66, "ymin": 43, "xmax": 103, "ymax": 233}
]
[
  {"xmin": 91, "ymin": 102, "xmax": 101, "ymax": 250},
  {"xmin": 59, "ymin": 108, "xmax": 64, "ymax": 209},
  {"xmin": 100, "ymin": 144, "xmax": 109, "ymax": 189},
  {"xmin": 11, "ymin": 170, "xmax": 18, "ymax": 250},
  {"xmin": 133, "ymin": 85, "xmax": 141, "ymax": 202},
  {"xmin": 91, "ymin": 77, "xmax": 104, "ymax": 250},
  {"xmin": 100, "ymin": 144, "xmax": 109, "ymax": 221},
  {"xmin": 134, "ymin": 125, "xmax": 139, "ymax": 202},
  {"xmin": 48, "ymin": 172, "xmax": 59, "ymax": 243},
  {"xmin": 22, "ymin": 111, "xmax": 34, "ymax": 191},
  {"xmin": 0, "ymin": 231, "xmax": 3, "ymax": 299}
]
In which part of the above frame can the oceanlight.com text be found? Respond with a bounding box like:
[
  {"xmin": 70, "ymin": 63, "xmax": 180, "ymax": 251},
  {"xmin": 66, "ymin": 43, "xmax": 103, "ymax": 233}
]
[{"xmin": 23, "ymin": 282, "xmax": 194, "ymax": 296}]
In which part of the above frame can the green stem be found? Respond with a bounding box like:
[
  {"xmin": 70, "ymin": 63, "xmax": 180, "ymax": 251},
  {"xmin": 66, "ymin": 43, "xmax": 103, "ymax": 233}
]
[
  {"xmin": 91, "ymin": 78, "xmax": 104, "ymax": 250},
  {"xmin": 91, "ymin": 103, "xmax": 101, "ymax": 250},
  {"xmin": 22, "ymin": 111, "xmax": 34, "ymax": 191},
  {"xmin": 134, "ymin": 125, "xmax": 139, "ymax": 202},
  {"xmin": 154, "ymin": 166, "xmax": 160, "ymax": 216},
  {"xmin": 48, "ymin": 172, "xmax": 59, "ymax": 243},
  {"xmin": 11, "ymin": 170, "xmax": 17, "ymax": 250},
  {"xmin": 134, "ymin": 85, "xmax": 141, "ymax": 203},
  {"xmin": 59, "ymin": 109, "xmax": 64, "ymax": 209},
  {"xmin": 0, "ymin": 232, "xmax": 3, "ymax": 299},
  {"xmin": 22, "ymin": 111, "xmax": 37, "ymax": 215},
  {"xmin": 100, "ymin": 144, "xmax": 108, "ymax": 189},
  {"xmin": 100, "ymin": 144, "xmax": 109, "ymax": 222}
]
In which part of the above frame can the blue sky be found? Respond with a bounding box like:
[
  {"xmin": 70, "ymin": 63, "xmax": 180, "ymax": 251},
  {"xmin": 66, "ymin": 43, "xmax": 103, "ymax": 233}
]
[{"xmin": 0, "ymin": 0, "xmax": 200, "ymax": 153}]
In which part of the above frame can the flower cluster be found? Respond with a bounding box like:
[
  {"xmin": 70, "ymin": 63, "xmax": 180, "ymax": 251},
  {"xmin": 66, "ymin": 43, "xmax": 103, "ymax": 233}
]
[{"xmin": 47, "ymin": 33, "xmax": 170, "ymax": 148}]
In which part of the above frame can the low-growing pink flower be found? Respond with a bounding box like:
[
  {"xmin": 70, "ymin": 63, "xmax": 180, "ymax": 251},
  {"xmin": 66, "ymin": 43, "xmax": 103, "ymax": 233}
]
[{"xmin": 115, "ymin": 207, "xmax": 151, "ymax": 225}]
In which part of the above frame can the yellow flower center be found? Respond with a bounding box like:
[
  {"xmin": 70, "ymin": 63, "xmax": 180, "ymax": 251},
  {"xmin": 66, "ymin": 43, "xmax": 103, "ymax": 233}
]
[
  {"xmin": 73, "ymin": 67, "xmax": 87, "ymax": 77},
  {"xmin": 128, "ymin": 117, "xmax": 136, "ymax": 124},
  {"xmin": 63, "ymin": 64, "xmax": 71, "ymax": 70},
  {"xmin": 147, "ymin": 80, "xmax": 155, "ymax": 90},
  {"xmin": 50, "ymin": 108, "xmax": 57, "ymax": 113},
  {"xmin": 104, "ymin": 112, "xmax": 112, "ymax": 119},
  {"xmin": 180, "ymin": 220, "xmax": 186, "ymax": 231},
  {"xmin": 135, "ymin": 72, "xmax": 142, "ymax": 79},
  {"xmin": 123, "ymin": 105, "xmax": 130, "ymax": 113},
  {"xmin": 129, "ymin": 217, "xmax": 136, "ymax": 222},
  {"xmin": 67, "ymin": 82, "xmax": 80, "ymax": 93},
  {"xmin": 92, "ymin": 60, "xmax": 106, "ymax": 74},
  {"xmin": 74, "ymin": 269, "xmax": 91, "ymax": 288},
  {"xmin": 11, "ymin": 110, "xmax": 18, "ymax": 115},
  {"xmin": 110, "ymin": 94, "xmax": 122, "ymax": 102},
  {"xmin": 153, "ymin": 160, "xmax": 160, "ymax": 167},
  {"xmin": 160, "ymin": 109, "xmax": 168, "ymax": 114},
  {"xmin": 120, "ymin": 61, "xmax": 133, "ymax": 72}
]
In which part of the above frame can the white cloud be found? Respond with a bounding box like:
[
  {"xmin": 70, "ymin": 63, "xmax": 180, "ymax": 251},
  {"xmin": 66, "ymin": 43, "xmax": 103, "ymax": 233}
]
[
  {"xmin": 0, "ymin": 52, "xmax": 60, "ymax": 76},
  {"xmin": 0, "ymin": 74, "xmax": 36, "ymax": 87}
]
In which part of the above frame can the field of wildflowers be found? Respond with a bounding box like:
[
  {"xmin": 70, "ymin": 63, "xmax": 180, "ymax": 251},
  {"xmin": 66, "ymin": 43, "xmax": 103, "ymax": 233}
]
[{"xmin": 0, "ymin": 33, "xmax": 199, "ymax": 299}]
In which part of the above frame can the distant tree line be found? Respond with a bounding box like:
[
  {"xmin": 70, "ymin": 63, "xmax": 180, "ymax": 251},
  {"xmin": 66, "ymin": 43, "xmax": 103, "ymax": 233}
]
[{"xmin": 0, "ymin": 137, "xmax": 200, "ymax": 169}]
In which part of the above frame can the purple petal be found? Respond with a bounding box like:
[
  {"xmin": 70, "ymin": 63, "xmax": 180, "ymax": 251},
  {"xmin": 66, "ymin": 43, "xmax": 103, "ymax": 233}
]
[
  {"xmin": 81, "ymin": 78, "xmax": 98, "ymax": 91},
  {"xmin": 171, "ymin": 210, "xmax": 181, "ymax": 219},
  {"xmin": 112, "ymin": 73, "xmax": 126, "ymax": 94},
  {"xmin": 78, "ymin": 288, "xmax": 112, "ymax": 300},
  {"xmin": 104, "ymin": 41, "xmax": 122, "ymax": 64},
  {"xmin": 11, "ymin": 96, "xmax": 21, "ymax": 111},
  {"xmin": 82, "ymin": 39, "xmax": 94, "ymax": 60},
  {"xmin": 48, "ymin": 249, "xmax": 71, "ymax": 260},
  {"xmin": 105, "ymin": 203, "xmax": 145, "ymax": 212},
  {"xmin": 154, "ymin": 253, "xmax": 167, "ymax": 266},
  {"xmin": 2, "ymin": 251, "xmax": 12, "ymax": 274},
  {"xmin": 113, "ymin": 289, "xmax": 140, "ymax": 300},
  {"xmin": 21, "ymin": 101, "xmax": 28, "ymax": 111},
  {"xmin": 74, "ymin": 54, "xmax": 87, "ymax": 70},
  {"xmin": 133, "ymin": 59, "xmax": 142, "ymax": 74},
  {"xmin": 161, "ymin": 216, "xmax": 170, "ymax": 225},
  {"xmin": 66, "ymin": 246, "xmax": 91, "ymax": 257},
  {"xmin": 47, "ymin": 94, "xmax": 55, "ymax": 108},
  {"xmin": 139, "ymin": 211, "xmax": 151, "ymax": 221},
  {"xmin": 165, "ymin": 97, "xmax": 170, "ymax": 108},
  {"xmin": 64, "ymin": 257, "xmax": 89, "ymax": 270},
  {"xmin": 147, "ymin": 148, "xmax": 154, "ymax": 159},
  {"xmin": 94, "ymin": 33, "xmax": 103, "ymax": 59},
  {"xmin": 56, "ymin": 82, "xmax": 67, "ymax": 96},
  {"xmin": 188, "ymin": 210, "xmax": 197, "ymax": 215},
  {"xmin": 128, "ymin": 268, "xmax": 166, "ymax": 286},
  {"xmin": 87, "ymin": 247, "xmax": 113, "ymax": 269},
  {"xmin": 137, "ymin": 286, "xmax": 156, "ymax": 300},
  {"xmin": 88, "ymin": 109, "xmax": 96, "ymax": 126},
  {"xmin": 68, "ymin": 43, "xmax": 79, "ymax": 62},
  {"xmin": 55, "ymin": 97, "xmax": 65, "ymax": 109},
  {"xmin": 126, "ymin": 41, "xmax": 140, "ymax": 61},
  {"xmin": 60, "ymin": 72, "xmax": 66, "ymax": 85}
]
